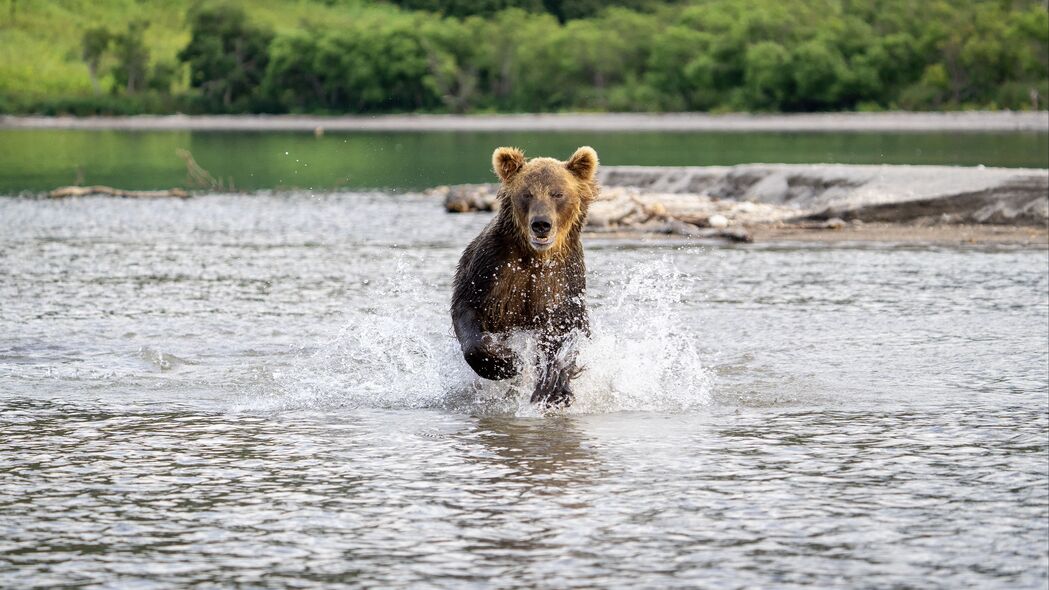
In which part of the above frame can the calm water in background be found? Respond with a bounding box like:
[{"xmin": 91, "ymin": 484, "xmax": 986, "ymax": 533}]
[
  {"xmin": 1, "ymin": 128, "xmax": 1047, "ymax": 192},
  {"xmin": 1, "ymin": 193, "xmax": 1046, "ymax": 588}
]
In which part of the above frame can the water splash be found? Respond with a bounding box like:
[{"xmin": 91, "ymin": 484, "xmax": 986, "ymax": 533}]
[
  {"xmin": 572, "ymin": 256, "xmax": 713, "ymax": 412},
  {"xmin": 244, "ymin": 253, "xmax": 711, "ymax": 415}
]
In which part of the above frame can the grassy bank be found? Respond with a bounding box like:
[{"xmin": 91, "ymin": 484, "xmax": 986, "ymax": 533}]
[
  {"xmin": 2, "ymin": 0, "xmax": 1047, "ymax": 115},
  {"xmin": 0, "ymin": 0, "xmax": 399, "ymax": 113}
]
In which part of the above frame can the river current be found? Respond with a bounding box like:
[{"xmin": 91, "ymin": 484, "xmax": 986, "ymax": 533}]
[{"xmin": 1, "ymin": 193, "xmax": 1047, "ymax": 588}]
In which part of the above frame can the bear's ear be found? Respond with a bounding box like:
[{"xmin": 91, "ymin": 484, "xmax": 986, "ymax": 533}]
[
  {"xmin": 492, "ymin": 147, "xmax": 526, "ymax": 183},
  {"xmin": 565, "ymin": 146, "xmax": 598, "ymax": 181}
]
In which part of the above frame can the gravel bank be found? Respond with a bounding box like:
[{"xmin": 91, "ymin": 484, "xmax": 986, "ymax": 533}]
[
  {"xmin": 438, "ymin": 164, "xmax": 1048, "ymax": 226},
  {"xmin": 433, "ymin": 163, "xmax": 1049, "ymax": 245},
  {"xmin": 600, "ymin": 164, "xmax": 1049, "ymax": 226}
]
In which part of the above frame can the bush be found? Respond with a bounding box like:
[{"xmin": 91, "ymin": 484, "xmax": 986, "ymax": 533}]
[{"xmin": 23, "ymin": 93, "xmax": 197, "ymax": 116}]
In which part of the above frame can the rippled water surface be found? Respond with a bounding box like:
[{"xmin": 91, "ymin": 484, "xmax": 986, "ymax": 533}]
[
  {"xmin": 1, "ymin": 129, "xmax": 1046, "ymax": 192},
  {"xmin": 1, "ymin": 194, "xmax": 1047, "ymax": 588}
]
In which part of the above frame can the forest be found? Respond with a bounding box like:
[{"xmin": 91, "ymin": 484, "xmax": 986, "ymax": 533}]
[{"xmin": 1, "ymin": 0, "xmax": 1046, "ymax": 115}]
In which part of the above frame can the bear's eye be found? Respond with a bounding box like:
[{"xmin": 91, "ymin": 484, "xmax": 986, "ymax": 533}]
[
  {"xmin": 551, "ymin": 191, "xmax": 564, "ymax": 199},
  {"xmin": 521, "ymin": 192, "xmax": 532, "ymax": 200}
]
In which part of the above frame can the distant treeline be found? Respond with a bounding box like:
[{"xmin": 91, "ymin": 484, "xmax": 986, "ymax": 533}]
[{"xmin": 10, "ymin": 0, "xmax": 1049, "ymax": 115}]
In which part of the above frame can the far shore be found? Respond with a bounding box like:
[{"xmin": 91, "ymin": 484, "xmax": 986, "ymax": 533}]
[{"xmin": 2, "ymin": 111, "xmax": 1047, "ymax": 133}]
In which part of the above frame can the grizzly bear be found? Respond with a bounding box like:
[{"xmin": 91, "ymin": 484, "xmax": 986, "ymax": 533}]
[{"xmin": 451, "ymin": 146, "xmax": 599, "ymax": 407}]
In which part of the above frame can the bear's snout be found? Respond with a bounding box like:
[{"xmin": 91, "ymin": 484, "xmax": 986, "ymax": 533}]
[{"xmin": 530, "ymin": 218, "xmax": 553, "ymax": 237}]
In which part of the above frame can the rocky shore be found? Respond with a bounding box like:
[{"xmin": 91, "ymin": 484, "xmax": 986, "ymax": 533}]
[{"xmin": 431, "ymin": 164, "xmax": 1049, "ymax": 246}]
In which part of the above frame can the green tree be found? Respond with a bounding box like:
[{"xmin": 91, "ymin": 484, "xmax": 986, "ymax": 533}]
[
  {"xmin": 178, "ymin": 4, "xmax": 273, "ymax": 110},
  {"xmin": 81, "ymin": 26, "xmax": 110, "ymax": 95},
  {"xmin": 419, "ymin": 16, "xmax": 491, "ymax": 113},
  {"xmin": 111, "ymin": 20, "xmax": 149, "ymax": 94},
  {"xmin": 148, "ymin": 60, "xmax": 179, "ymax": 93},
  {"xmin": 261, "ymin": 33, "xmax": 322, "ymax": 111},
  {"xmin": 392, "ymin": 0, "xmax": 543, "ymax": 18},
  {"xmin": 646, "ymin": 26, "xmax": 713, "ymax": 110},
  {"xmin": 743, "ymin": 41, "xmax": 792, "ymax": 110},
  {"xmin": 791, "ymin": 40, "xmax": 848, "ymax": 110}
]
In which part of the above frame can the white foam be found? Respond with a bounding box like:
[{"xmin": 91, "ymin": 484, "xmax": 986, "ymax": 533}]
[
  {"xmin": 572, "ymin": 257, "xmax": 713, "ymax": 412},
  {"xmin": 242, "ymin": 254, "xmax": 712, "ymax": 415}
]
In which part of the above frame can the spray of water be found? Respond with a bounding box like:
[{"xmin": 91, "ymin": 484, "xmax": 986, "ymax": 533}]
[
  {"xmin": 245, "ymin": 253, "xmax": 712, "ymax": 415},
  {"xmin": 572, "ymin": 256, "xmax": 712, "ymax": 413}
]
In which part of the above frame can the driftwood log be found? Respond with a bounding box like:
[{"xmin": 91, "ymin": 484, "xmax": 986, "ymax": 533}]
[
  {"xmin": 49, "ymin": 186, "xmax": 190, "ymax": 199},
  {"xmin": 430, "ymin": 183, "xmax": 761, "ymax": 242}
]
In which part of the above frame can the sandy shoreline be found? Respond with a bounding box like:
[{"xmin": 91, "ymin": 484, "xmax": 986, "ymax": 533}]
[
  {"xmin": 588, "ymin": 224, "xmax": 1048, "ymax": 247},
  {"xmin": 2, "ymin": 111, "xmax": 1047, "ymax": 132},
  {"xmin": 747, "ymin": 223, "xmax": 1048, "ymax": 246}
]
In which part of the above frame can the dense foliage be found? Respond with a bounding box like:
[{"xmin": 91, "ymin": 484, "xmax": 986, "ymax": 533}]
[
  {"xmin": 178, "ymin": 4, "xmax": 273, "ymax": 110},
  {"xmin": 389, "ymin": 0, "xmax": 671, "ymax": 21},
  {"xmin": 3, "ymin": 0, "xmax": 1046, "ymax": 114}
]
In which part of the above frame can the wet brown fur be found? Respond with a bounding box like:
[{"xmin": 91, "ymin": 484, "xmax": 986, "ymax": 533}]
[{"xmin": 451, "ymin": 146, "xmax": 598, "ymax": 406}]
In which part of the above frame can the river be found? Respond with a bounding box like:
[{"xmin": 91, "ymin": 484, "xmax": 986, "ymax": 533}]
[{"xmin": 1, "ymin": 192, "xmax": 1046, "ymax": 588}]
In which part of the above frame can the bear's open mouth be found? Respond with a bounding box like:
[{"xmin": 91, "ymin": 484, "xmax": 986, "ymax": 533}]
[{"xmin": 530, "ymin": 235, "xmax": 554, "ymax": 249}]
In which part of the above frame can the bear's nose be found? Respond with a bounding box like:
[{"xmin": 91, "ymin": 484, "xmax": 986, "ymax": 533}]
[{"xmin": 530, "ymin": 219, "xmax": 552, "ymax": 236}]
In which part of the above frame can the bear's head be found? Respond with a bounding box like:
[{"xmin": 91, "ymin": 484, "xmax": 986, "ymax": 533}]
[{"xmin": 492, "ymin": 146, "xmax": 599, "ymax": 255}]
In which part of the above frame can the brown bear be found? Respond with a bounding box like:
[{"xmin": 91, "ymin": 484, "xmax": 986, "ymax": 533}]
[{"xmin": 451, "ymin": 146, "xmax": 599, "ymax": 407}]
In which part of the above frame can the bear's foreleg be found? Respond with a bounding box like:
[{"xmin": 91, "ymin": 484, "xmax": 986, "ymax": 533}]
[
  {"xmin": 454, "ymin": 306, "xmax": 519, "ymax": 380},
  {"xmin": 464, "ymin": 333, "xmax": 518, "ymax": 381},
  {"xmin": 530, "ymin": 336, "xmax": 582, "ymax": 408}
]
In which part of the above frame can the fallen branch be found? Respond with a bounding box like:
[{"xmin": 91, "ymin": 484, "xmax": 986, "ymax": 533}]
[
  {"xmin": 49, "ymin": 185, "xmax": 190, "ymax": 199},
  {"xmin": 176, "ymin": 148, "xmax": 227, "ymax": 191}
]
